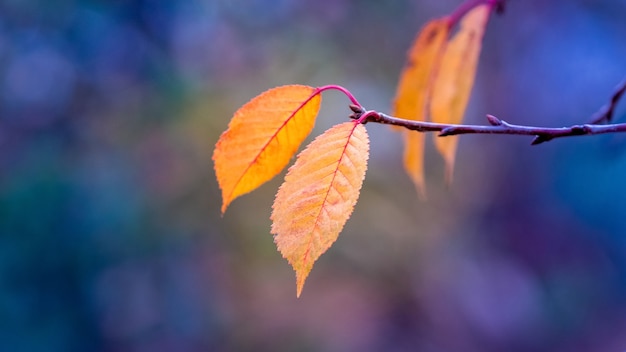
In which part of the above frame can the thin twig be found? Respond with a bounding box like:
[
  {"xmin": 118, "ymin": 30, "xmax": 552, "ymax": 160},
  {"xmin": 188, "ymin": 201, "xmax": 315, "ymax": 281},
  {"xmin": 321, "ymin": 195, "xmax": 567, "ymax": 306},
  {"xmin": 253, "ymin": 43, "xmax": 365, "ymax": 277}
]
[
  {"xmin": 349, "ymin": 77, "xmax": 626, "ymax": 145},
  {"xmin": 449, "ymin": 0, "xmax": 505, "ymax": 26},
  {"xmin": 588, "ymin": 79, "xmax": 626, "ymax": 124}
]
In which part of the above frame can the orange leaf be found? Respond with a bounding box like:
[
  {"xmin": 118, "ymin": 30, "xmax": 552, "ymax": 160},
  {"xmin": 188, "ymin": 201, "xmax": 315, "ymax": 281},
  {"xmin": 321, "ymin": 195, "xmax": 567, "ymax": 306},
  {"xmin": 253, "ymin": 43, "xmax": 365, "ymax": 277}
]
[
  {"xmin": 271, "ymin": 122, "xmax": 369, "ymax": 297},
  {"xmin": 430, "ymin": 4, "xmax": 491, "ymax": 182},
  {"xmin": 213, "ymin": 85, "xmax": 321, "ymax": 214},
  {"xmin": 403, "ymin": 133, "xmax": 426, "ymax": 198},
  {"xmin": 392, "ymin": 18, "xmax": 450, "ymax": 197},
  {"xmin": 393, "ymin": 18, "xmax": 450, "ymax": 121}
]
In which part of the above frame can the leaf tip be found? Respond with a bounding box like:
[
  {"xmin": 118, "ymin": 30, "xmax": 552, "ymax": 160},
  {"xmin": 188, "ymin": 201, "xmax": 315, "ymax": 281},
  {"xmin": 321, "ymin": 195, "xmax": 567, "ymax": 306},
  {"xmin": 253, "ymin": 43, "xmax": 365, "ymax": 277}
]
[
  {"xmin": 402, "ymin": 132, "xmax": 428, "ymax": 199},
  {"xmin": 439, "ymin": 142, "xmax": 457, "ymax": 186},
  {"xmin": 219, "ymin": 185, "xmax": 233, "ymax": 215},
  {"xmin": 445, "ymin": 165, "xmax": 454, "ymax": 186},
  {"xmin": 417, "ymin": 185, "xmax": 427, "ymax": 201},
  {"xmin": 295, "ymin": 268, "xmax": 310, "ymax": 298},
  {"xmin": 296, "ymin": 283, "xmax": 303, "ymax": 298}
]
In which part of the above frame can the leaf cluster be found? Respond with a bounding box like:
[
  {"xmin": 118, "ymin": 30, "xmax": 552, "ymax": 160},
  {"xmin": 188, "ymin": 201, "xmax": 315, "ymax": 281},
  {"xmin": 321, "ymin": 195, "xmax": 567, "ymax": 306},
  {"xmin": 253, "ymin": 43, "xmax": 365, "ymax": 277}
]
[
  {"xmin": 214, "ymin": 85, "xmax": 369, "ymax": 297},
  {"xmin": 214, "ymin": 1, "xmax": 497, "ymax": 297},
  {"xmin": 212, "ymin": 0, "xmax": 625, "ymax": 296}
]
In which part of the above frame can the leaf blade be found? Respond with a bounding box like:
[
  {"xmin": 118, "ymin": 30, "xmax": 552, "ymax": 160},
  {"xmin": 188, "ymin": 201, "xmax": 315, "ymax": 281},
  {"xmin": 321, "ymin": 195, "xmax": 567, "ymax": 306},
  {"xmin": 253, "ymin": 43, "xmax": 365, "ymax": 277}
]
[
  {"xmin": 403, "ymin": 132, "xmax": 427, "ymax": 198},
  {"xmin": 393, "ymin": 18, "xmax": 450, "ymax": 122},
  {"xmin": 392, "ymin": 18, "xmax": 450, "ymax": 197},
  {"xmin": 213, "ymin": 85, "xmax": 321, "ymax": 213},
  {"xmin": 271, "ymin": 122, "xmax": 370, "ymax": 297},
  {"xmin": 430, "ymin": 4, "xmax": 491, "ymax": 181}
]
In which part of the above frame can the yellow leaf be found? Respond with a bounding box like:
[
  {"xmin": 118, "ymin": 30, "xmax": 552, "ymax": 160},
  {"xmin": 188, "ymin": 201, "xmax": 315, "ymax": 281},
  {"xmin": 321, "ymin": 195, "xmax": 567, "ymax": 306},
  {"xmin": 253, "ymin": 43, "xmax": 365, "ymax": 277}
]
[
  {"xmin": 271, "ymin": 122, "xmax": 369, "ymax": 297},
  {"xmin": 392, "ymin": 18, "xmax": 450, "ymax": 197},
  {"xmin": 213, "ymin": 85, "xmax": 321, "ymax": 214},
  {"xmin": 430, "ymin": 4, "xmax": 491, "ymax": 182},
  {"xmin": 393, "ymin": 18, "xmax": 450, "ymax": 121},
  {"xmin": 403, "ymin": 133, "xmax": 427, "ymax": 198}
]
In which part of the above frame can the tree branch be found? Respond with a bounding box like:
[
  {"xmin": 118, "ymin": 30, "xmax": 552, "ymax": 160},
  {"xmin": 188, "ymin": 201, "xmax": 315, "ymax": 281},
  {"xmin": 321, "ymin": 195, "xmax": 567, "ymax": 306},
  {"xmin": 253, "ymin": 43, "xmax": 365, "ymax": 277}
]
[
  {"xmin": 449, "ymin": 0, "xmax": 506, "ymax": 26},
  {"xmin": 350, "ymin": 77, "xmax": 626, "ymax": 145},
  {"xmin": 588, "ymin": 78, "xmax": 626, "ymax": 124}
]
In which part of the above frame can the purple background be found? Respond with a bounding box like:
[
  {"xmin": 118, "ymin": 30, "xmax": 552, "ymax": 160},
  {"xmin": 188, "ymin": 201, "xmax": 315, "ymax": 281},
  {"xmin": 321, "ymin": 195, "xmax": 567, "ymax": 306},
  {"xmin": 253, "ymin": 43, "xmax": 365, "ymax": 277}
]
[{"xmin": 1, "ymin": 0, "xmax": 625, "ymax": 351}]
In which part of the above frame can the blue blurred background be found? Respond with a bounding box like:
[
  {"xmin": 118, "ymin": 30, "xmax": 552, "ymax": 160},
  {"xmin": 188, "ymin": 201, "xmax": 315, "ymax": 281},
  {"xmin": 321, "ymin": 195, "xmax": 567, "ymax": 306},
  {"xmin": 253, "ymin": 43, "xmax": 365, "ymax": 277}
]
[{"xmin": 1, "ymin": 0, "xmax": 626, "ymax": 351}]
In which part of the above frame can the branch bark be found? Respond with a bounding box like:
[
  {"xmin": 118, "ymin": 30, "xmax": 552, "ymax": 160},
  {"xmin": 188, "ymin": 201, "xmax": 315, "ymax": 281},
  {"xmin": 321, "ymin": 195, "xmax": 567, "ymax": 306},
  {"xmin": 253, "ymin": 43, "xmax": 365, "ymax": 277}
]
[
  {"xmin": 351, "ymin": 78, "xmax": 626, "ymax": 145},
  {"xmin": 449, "ymin": 0, "xmax": 505, "ymax": 25}
]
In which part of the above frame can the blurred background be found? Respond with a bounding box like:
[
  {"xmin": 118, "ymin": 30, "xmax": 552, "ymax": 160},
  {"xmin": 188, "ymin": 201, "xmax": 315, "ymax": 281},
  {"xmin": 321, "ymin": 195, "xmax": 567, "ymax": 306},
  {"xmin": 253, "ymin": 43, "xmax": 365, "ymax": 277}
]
[{"xmin": 1, "ymin": 0, "xmax": 626, "ymax": 351}]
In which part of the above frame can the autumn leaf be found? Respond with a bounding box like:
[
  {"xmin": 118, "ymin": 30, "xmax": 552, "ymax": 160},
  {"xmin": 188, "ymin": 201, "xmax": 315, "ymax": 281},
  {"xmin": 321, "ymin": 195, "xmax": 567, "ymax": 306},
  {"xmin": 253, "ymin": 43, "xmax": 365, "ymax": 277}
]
[
  {"xmin": 430, "ymin": 4, "xmax": 491, "ymax": 182},
  {"xmin": 213, "ymin": 85, "xmax": 322, "ymax": 214},
  {"xmin": 271, "ymin": 122, "xmax": 370, "ymax": 297},
  {"xmin": 403, "ymin": 133, "xmax": 427, "ymax": 197},
  {"xmin": 392, "ymin": 18, "xmax": 450, "ymax": 197}
]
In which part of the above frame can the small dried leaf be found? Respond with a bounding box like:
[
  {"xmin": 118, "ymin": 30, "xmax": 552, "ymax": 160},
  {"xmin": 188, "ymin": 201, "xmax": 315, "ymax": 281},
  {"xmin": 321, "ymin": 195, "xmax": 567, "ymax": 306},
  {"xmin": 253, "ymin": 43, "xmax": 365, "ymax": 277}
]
[
  {"xmin": 213, "ymin": 85, "xmax": 321, "ymax": 213},
  {"xmin": 403, "ymin": 132, "xmax": 427, "ymax": 199},
  {"xmin": 430, "ymin": 4, "xmax": 491, "ymax": 182},
  {"xmin": 271, "ymin": 122, "xmax": 370, "ymax": 297},
  {"xmin": 392, "ymin": 18, "xmax": 450, "ymax": 196}
]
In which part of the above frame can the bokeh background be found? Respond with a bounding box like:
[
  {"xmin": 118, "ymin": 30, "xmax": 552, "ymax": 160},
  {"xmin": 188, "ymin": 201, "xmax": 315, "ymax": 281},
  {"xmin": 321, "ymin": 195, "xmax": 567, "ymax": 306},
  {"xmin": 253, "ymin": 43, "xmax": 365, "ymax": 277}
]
[{"xmin": 1, "ymin": 0, "xmax": 626, "ymax": 351}]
